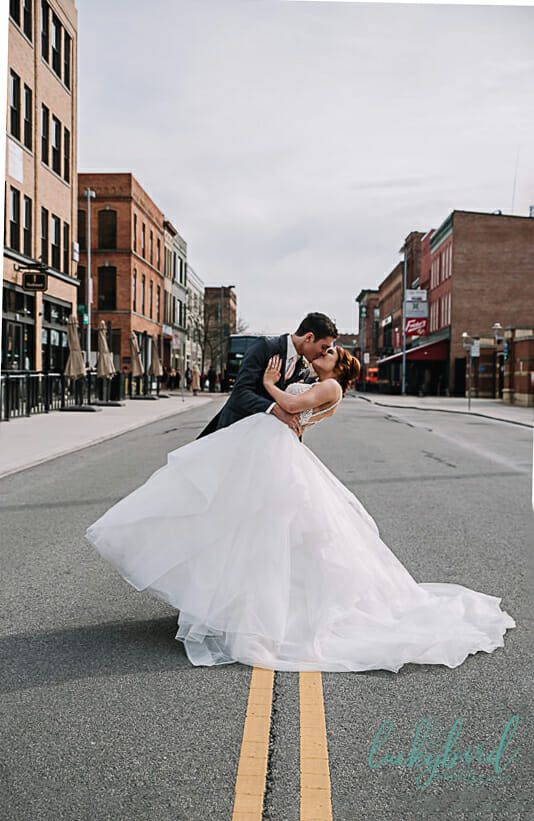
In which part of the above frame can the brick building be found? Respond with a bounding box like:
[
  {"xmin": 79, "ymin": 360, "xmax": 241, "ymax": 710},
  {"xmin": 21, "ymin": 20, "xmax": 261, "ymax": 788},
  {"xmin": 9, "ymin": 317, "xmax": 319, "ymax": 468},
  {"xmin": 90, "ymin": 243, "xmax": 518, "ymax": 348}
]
[
  {"xmin": 3, "ymin": 0, "xmax": 79, "ymax": 372},
  {"xmin": 77, "ymin": 172, "xmax": 166, "ymax": 373},
  {"xmin": 373, "ymin": 212, "xmax": 534, "ymax": 396},
  {"xmin": 204, "ymin": 285, "xmax": 237, "ymax": 373}
]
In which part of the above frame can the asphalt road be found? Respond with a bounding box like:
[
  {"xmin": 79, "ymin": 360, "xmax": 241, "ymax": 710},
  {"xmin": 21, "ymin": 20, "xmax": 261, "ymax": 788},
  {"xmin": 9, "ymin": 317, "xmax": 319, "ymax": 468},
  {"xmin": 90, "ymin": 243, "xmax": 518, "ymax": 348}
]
[{"xmin": 0, "ymin": 397, "xmax": 531, "ymax": 820}]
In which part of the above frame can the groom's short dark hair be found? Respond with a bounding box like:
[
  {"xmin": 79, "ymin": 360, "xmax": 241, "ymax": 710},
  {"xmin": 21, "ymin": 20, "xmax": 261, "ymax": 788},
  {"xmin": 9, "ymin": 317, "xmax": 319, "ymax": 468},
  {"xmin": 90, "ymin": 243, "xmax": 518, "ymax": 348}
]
[{"xmin": 296, "ymin": 312, "xmax": 338, "ymax": 340}]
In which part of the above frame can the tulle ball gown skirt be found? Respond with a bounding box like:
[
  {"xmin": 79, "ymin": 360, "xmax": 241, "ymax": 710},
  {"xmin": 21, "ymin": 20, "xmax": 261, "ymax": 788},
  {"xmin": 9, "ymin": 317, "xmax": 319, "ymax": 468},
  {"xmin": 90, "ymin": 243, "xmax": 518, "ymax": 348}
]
[{"xmin": 85, "ymin": 413, "xmax": 516, "ymax": 673}]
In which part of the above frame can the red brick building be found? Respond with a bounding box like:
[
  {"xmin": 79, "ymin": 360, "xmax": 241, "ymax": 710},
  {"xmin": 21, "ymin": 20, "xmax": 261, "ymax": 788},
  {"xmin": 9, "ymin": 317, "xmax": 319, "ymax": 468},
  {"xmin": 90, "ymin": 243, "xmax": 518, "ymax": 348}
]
[
  {"xmin": 373, "ymin": 212, "xmax": 534, "ymax": 396},
  {"xmin": 77, "ymin": 172, "xmax": 165, "ymax": 372}
]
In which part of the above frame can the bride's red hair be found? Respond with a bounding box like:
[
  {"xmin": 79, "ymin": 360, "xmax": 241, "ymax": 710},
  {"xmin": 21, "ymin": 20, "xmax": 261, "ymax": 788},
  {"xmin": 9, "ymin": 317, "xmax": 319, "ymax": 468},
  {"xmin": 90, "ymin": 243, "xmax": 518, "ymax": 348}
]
[{"xmin": 332, "ymin": 347, "xmax": 361, "ymax": 394}]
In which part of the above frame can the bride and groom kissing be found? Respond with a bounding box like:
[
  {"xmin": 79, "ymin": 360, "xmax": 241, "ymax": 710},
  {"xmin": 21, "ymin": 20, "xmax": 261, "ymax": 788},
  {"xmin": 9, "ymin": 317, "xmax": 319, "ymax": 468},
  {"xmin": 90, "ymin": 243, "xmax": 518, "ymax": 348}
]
[
  {"xmin": 85, "ymin": 311, "xmax": 515, "ymax": 672},
  {"xmin": 197, "ymin": 312, "xmax": 359, "ymax": 441}
]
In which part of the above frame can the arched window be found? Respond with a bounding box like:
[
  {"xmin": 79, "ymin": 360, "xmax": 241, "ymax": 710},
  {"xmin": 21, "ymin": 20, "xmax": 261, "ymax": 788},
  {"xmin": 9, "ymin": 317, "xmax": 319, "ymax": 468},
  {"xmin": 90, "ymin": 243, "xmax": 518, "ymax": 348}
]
[{"xmin": 98, "ymin": 209, "xmax": 117, "ymax": 249}]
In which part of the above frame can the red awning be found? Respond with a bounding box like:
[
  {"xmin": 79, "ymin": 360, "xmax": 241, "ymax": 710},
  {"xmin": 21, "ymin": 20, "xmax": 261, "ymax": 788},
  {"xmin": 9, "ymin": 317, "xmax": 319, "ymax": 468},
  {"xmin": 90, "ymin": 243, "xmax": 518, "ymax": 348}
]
[{"xmin": 376, "ymin": 337, "xmax": 449, "ymax": 365}]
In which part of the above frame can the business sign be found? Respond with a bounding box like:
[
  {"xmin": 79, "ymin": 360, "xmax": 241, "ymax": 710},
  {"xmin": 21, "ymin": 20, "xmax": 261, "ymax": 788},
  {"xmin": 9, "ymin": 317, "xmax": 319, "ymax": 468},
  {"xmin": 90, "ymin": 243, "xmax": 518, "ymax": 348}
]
[
  {"xmin": 405, "ymin": 317, "xmax": 428, "ymax": 337},
  {"xmin": 22, "ymin": 271, "xmax": 48, "ymax": 291},
  {"xmin": 405, "ymin": 289, "xmax": 428, "ymax": 302},
  {"xmin": 405, "ymin": 300, "xmax": 429, "ymax": 319}
]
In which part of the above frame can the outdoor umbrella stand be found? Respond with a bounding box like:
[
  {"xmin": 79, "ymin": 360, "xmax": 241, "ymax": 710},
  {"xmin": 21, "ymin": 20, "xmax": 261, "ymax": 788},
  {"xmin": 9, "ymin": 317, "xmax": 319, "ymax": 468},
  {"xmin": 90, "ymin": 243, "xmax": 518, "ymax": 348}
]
[
  {"xmin": 129, "ymin": 331, "xmax": 159, "ymax": 400},
  {"xmin": 148, "ymin": 334, "xmax": 169, "ymax": 399},
  {"xmin": 91, "ymin": 320, "xmax": 124, "ymax": 407},
  {"xmin": 60, "ymin": 315, "xmax": 102, "ymax": 413}
]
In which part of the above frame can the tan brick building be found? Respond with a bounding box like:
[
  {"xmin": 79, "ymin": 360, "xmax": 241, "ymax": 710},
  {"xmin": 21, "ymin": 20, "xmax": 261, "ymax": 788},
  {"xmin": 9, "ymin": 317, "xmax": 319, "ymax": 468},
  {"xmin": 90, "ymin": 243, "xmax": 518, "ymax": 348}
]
[
  {"xmin": 77, "ymin": 172, "xmax": 165, "ymax": 373},
  {"xmin": 3, "ymin": 0, "xmax": 79, "ymax": 372}
]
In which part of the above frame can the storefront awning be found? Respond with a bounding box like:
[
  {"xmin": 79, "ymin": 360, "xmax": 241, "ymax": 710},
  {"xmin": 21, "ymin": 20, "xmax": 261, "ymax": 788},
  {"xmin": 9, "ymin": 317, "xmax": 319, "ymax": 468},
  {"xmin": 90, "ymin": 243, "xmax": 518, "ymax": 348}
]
[{"xmin": 376, "ymin": 337, "xmax": 449, "ymax": 365}]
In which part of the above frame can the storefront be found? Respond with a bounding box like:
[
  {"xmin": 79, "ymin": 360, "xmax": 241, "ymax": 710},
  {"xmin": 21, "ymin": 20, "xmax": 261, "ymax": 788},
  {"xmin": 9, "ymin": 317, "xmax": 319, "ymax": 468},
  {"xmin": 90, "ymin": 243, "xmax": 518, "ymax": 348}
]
[
  {"xmin": 41, "ymin": 296, "xmax": 73, "ymax": 373},
  {"xmin": 376, "ymin": 335, "xmax": 450, "ymax": 395},
  {"xmin": 2, "ymin": 282, "xmax": 36, "ymax": 371}
]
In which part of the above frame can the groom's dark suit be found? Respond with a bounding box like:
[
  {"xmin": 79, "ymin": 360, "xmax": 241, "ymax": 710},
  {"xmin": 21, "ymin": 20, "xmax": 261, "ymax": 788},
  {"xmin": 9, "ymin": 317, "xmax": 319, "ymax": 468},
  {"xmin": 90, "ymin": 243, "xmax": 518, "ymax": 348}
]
[{"xmin": 196, "ymin": 334, "xmax": 313, "ymax": 439}]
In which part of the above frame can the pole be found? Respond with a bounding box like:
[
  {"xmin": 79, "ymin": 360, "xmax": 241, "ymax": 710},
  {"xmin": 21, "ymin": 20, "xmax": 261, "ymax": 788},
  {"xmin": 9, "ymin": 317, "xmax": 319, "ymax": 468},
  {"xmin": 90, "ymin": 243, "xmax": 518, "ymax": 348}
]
[
  {"xmin": 468, "ymin": 347, "xmax": 472, "ymax": 412},
  {"xmin": 85, "ymin": 188, "xmax": 96, "ymax": 367},
  {"xmin": 401, "ymin": 245, "xmax": 407, "ymax": 395}
]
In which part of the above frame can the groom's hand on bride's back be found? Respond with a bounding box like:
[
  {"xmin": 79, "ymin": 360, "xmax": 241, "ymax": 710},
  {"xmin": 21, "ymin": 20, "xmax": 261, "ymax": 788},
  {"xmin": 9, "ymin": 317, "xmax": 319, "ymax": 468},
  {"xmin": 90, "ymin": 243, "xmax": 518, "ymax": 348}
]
[{"xmin": 271, "ymin": 405, "xmax": 302, "ymax": 436}]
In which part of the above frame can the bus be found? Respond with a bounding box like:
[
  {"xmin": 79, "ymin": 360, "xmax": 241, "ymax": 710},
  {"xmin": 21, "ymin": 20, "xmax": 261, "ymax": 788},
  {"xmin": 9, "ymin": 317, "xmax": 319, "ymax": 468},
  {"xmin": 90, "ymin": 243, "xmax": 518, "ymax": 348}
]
[{"xmin": 225, "ymin": 334, "xmax": 263, "ymax": 389}]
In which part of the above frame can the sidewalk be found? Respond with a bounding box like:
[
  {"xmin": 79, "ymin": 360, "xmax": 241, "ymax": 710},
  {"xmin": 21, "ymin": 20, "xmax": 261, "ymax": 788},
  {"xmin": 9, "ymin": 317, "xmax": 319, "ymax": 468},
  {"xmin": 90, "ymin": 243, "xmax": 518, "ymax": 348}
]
[
  {"xmin": 0, "ymin": 392, "xmax": 220, "ymax": 480},
  {"xmin": 354, "ymin": 392, "xmax": 534, "ymax": 428}
]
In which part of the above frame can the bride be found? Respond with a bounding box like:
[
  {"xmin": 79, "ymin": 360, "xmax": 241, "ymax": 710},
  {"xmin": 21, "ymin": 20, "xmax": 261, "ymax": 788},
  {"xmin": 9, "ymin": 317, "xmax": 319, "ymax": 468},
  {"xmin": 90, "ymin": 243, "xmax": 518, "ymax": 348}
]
[{"xmin": 85, "ymin": 345, "xmax": 516, "ymax": 673}]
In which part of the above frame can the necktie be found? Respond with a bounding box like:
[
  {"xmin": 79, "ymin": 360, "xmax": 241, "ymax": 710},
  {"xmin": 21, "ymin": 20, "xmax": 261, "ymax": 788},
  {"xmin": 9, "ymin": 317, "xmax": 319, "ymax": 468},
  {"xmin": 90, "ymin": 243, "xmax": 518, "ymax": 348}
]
[{"xmin": 285, "ymin": 356, "xmax": 297, "ymax": 380}]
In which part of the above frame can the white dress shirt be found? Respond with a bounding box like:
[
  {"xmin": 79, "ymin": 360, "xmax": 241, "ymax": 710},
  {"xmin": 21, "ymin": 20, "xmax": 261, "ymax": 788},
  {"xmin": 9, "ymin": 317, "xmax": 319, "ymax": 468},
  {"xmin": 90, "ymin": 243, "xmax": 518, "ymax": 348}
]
[{"xmin": 266, "ymin": 334, "xmax": 298, "ymax": 415}]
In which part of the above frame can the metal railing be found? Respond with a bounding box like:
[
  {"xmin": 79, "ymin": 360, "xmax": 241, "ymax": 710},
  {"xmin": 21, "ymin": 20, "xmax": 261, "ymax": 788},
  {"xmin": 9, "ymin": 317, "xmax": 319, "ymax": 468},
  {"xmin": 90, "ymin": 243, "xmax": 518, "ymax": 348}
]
[{"xmin": 0, "ymin": 371, "xmax": 161, "ymax": 421}]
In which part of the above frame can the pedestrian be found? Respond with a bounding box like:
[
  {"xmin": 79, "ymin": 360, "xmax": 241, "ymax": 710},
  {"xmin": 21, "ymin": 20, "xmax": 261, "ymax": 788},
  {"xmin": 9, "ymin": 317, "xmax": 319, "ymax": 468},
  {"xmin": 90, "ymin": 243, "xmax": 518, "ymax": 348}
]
[
  {"xmin": 191, "ymin": 365, "xmax": 201, "ymax": 396},
  {"xmin": 200, "ymin": 371, "xmax": 207, "ymax": 392},
  {"xmin": 175, "ymin": 369, "xmax": 181, "ymax": 390},
  {"xmin": 208, "ymin": 366, "xmax": 217, "ymax": 393},
  {"xmin": 185, "ymin": 365, "xmax": 192, "ymax": 391}
]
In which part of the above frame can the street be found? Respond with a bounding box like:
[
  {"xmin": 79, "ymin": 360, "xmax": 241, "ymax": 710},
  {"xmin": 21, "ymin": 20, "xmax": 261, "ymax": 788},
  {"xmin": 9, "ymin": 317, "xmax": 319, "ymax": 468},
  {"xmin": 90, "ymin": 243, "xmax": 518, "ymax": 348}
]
[{"xmin": 0, "ymin": 397, "xmax": 531, "ymax": 820}]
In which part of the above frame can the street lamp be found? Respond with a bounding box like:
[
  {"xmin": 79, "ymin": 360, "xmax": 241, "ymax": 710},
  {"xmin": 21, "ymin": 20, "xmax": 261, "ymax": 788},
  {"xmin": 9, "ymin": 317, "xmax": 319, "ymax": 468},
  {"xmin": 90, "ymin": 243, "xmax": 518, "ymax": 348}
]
[
  {"xmin": 492, "ymin": 322, "xmax": 504, "ymax": 399},
  {"xmin": 84, "ymin": 187, "xmax": 96, "ymax": 368},
  {"xmin": 461, "ymin": 331, "xmax": 480, "ymax": 411}
]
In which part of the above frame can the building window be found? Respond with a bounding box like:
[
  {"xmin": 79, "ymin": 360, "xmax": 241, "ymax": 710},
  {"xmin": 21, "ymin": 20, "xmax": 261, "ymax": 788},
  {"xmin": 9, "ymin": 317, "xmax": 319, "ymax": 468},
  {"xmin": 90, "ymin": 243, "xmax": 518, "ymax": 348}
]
[
  {"xmin": 10, "ymin": 0, "xmax": 21, "ymax": 26},
  {"xmin": 23, "ymin": 196, "xmax": 32, "ymax": 256},
  {"xmin": 98, "ymin": 210, "xmax": 117, "ymax": 249},
  {"xmin": 77, "ymin": 265, "xmax": 86, "ymax": 306},
  {"xmin": 63, "ymin": 127, "xmax": 70, "ymax": 182},
  {"xmin": 51, "ymin": 116, "xmax": 61, "ymax": 174},
  {"xmin": 10, "ymin": 71, "xmax": 21, "ymax": 141},
  {"xmin": 23, "ymin": 0, "xmax": 32, "ymax": 40},
  {"xmin": 51, "ymin": 12, "xmax": 61, "ymax": 77},
  {"xmin": 133, "ymin": 269, "xmax": 137, "ymax": 312},
  {"xmin": 173, "ymin": 252, "xmax": 177, "ymax": 281},
  {"xmin": 141, "ymin": 274, "xmax": 146, "ymax": 314},
  {"xmin": 133, "ymin": 213, "xmax": 137, "ymax": 252},
  {"xmin": 77, "ymin": 209, "xmax": 86, "ymax": 250},
  {"xmin": 41, "ymin": 104, "xmax": 49, "ymax": 164},
  {"xmin": 41, "ymin": 0, "xmax": 49, "ymax": 61},
  {"xmin": 23, "ymin": 85, "xmax": 32, "ymax": 150},
  {"xmin": 63, "ymin": 30, "xmax": 71, "ymax": 89},
  {"xmin": 51, "ymin": 214, "xmax": 60, "ymax": 269},
  {"xmin": 149, "ymin": 231, "xmax": 153, "ymax": 264},
  {"xmin": 63, "ymin": 222, "xmax": 70, "ymax": 274},
  {"xmin": 141, "ymin": 223, "xmax": 145, "ymax": 257},
  {"xmin": 149, "ymin": 280, "xmax": 153, "ymax": 317},
  {"xmin": 98, "ymin": 266, "xmax": 117, "ymax": 310},
  {"xmin": 9, "ymin": 187, "xmax": 21, "ymax": 252},
  {"xmin": 157, "ymin": 239, "xmax": 160, "ymax": 269},
  {"xmin": 156, "ymin": 285, "xmax": 160, "ymax": 322},
  {"xmin": 41, "ymin": 207, "xmax": 48, "ymax": 264}
]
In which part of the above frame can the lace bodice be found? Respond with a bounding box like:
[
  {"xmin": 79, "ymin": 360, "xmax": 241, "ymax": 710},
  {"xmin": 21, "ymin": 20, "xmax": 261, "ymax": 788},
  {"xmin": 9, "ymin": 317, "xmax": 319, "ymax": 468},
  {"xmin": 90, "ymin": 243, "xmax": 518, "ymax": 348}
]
[{"xmin": 285, "ymin": 382, "xmax": 342, "ymax": 429}]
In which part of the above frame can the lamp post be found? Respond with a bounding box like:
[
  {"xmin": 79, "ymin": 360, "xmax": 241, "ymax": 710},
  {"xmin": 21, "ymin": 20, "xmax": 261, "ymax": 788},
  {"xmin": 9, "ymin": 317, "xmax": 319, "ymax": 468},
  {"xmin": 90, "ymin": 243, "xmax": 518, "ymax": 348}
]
[
  {"xmin": 492, "ymin": 322, "xmax": 504, "ymax": 399},
  {"xmin": 84, "ymin": 187, "xmax": 96, "ymax": 368},
  {"xmin": 461, "ymin": 331, "xmax": 480, "ymax": 411}
]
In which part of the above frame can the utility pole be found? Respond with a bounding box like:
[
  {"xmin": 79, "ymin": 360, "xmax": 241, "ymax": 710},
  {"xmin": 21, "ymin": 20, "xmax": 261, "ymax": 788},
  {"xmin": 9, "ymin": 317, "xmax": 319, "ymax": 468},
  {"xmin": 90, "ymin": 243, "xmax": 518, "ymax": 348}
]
[{"xmin": 85, "ymin": 187, "xmax": 96, "ymax": 367}]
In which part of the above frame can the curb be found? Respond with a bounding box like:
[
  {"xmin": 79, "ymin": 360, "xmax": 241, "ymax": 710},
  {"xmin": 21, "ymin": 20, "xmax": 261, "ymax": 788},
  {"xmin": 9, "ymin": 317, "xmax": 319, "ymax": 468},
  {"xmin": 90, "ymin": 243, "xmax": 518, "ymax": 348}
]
[
  {"xmin": 0, "ymin": 397, "xmax": 219, "ymax": 481},
  {"xmin": 355, "ymin": 395, "xmax": 533, "ymax": 429}
]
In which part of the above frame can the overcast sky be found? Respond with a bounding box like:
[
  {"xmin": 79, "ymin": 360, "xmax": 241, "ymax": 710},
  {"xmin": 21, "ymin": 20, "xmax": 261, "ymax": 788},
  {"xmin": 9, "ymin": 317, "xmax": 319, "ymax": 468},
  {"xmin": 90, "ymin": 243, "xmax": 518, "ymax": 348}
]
[{"xmin": 77, "ymin": 0, "xmax": 534, "ymax": 334}]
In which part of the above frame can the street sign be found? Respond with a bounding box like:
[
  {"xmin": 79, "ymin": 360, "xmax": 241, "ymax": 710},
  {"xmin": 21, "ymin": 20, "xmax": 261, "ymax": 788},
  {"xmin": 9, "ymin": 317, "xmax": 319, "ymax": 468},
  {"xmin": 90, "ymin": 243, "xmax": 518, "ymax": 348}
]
[
  {"xmin": 471, "ymin": 339, "xmax": 480, "ymax": 357},
  {"xmin": 22, "ymin": 271, "xmax": 48, "ymax": 291},
  {"xmin": 82, "ymin": 312, "xmax": 89, "ymax": 326},
  {"xmin": 405, "ymin": 289, "xmax": 427, "ymax": 302},
  {"xmin": 363, "ymin": 352, "xmax": 370, "ymax": 364},
  {"xmin": 405, "ymin": 300, "xmax": 429, "ymax": 319}
]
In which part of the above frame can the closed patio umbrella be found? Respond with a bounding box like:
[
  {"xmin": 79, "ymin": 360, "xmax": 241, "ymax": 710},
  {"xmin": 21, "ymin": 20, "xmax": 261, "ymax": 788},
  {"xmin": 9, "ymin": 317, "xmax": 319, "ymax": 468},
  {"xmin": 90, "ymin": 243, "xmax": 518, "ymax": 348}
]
[
  {"xmin": 96, "ymin": 320, "xmax": 117, "ymax": 379},
  {"xmin": 129, "ymin": 331, "xmax": 144, "ymax": 376},
  {"xmin": 64, "ymin": 315, "xmax": 86, "ymax": 379},
  {"xmin": 148, "ymin": 335, "xmax": 163, "ymax": 377}
]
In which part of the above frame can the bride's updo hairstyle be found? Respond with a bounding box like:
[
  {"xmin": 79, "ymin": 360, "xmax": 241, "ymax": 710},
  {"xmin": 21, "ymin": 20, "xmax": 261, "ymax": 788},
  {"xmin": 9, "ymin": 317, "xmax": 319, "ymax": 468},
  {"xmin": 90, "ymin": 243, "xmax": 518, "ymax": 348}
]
[{"xmin": 332, "ymin": 346, "xmax": 361, "ymax": 394}]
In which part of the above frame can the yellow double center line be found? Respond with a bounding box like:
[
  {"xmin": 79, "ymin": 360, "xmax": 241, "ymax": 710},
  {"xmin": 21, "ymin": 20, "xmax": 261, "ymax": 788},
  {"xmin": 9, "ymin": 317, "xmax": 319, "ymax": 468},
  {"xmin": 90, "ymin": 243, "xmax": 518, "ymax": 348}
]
[{"xmin": 232, "ymin": 668, "xmax": 333, "ymax": 820}]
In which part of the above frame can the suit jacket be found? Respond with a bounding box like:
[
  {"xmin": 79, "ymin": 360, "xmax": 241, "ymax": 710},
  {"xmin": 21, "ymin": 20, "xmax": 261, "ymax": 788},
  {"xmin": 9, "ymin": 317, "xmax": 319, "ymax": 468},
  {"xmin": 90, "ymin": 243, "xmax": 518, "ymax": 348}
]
[{"xmin": 196, "ymin": 334, "xmax": 312, "ymax": 439}]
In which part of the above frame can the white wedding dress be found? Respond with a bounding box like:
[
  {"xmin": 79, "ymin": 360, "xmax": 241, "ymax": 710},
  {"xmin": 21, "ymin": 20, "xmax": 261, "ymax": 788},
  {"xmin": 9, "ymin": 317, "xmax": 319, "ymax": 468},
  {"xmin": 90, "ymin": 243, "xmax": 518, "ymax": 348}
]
[{"xmin": 85, "ymin": 382, "xmax": 516, "ymax": 673}]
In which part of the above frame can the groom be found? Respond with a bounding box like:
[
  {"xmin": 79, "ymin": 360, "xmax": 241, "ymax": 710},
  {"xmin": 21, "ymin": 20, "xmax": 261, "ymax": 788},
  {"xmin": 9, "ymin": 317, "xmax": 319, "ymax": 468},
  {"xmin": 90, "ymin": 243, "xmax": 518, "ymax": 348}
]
[{"xmin": 196, "ymin": 312, "xmax": 338, "ymax": 439}]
